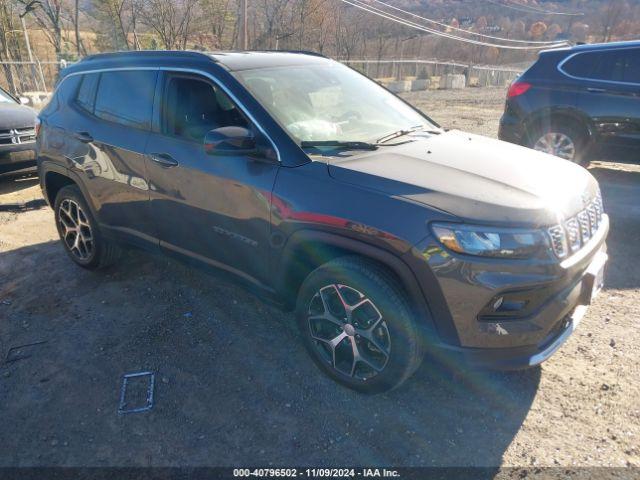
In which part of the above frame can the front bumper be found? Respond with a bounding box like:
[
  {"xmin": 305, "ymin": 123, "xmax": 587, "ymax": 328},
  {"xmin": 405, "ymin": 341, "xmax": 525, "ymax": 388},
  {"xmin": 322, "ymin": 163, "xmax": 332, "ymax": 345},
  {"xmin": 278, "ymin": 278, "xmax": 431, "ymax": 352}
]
[
  {"xmin": 437, "ymin": 249, "xmax": 607, "ymax": 369},
  {"xmin": 0, "ymin": 142, "xmax": 36, "ymax": 174},
  {"xmin": 498, "ymin": 112, "xmax": 526, "ymax": 145},
  {"xmin": 409, "ymin": 214, "xmax": 609, "ymax": 369}
]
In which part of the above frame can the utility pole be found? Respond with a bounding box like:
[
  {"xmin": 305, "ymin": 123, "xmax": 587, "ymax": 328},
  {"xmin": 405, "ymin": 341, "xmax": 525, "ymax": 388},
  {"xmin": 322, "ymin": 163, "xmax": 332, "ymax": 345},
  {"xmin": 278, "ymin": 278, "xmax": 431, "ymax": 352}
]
[
  {"xmin": 74, "ymin": 0, "xmax": 81, "ymax": 57},
  {"xmin": 19, "ymin": 13, "xmax": 33, "ymax": 63},
  {"xmin": 239, "ymin": 0, "xmax": 248, "ymax": 50}
]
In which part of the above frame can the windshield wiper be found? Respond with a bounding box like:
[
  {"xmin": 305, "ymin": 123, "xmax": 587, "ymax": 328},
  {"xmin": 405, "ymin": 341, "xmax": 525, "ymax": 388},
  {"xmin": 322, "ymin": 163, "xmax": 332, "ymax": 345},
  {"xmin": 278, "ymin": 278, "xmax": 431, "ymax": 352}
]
[
  {"xmin": 300, "ymin": 140, "xmax": 379, "ymax": 151},
  {"xmin": 376, "ymin": 125, "xmax": 439, "ymax": 144}
]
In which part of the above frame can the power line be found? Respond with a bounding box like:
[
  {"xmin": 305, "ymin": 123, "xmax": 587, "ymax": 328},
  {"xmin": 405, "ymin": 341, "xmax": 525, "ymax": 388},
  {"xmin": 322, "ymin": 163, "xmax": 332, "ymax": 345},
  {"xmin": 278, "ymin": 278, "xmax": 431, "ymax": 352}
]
[
  {"xmin": 370, "ymin": 0, "xmax": 561, "ymax": 44},
  {"xmin": 340, "ymin": 0, "xmax": 569, "ymax": 50},
  {"xmin": 484, "ymin": 0, "xmax": 584, "ymax": 16},
  {"xmin": 347, "ymin": 0, "xmax": 567, "ymax": 49}
]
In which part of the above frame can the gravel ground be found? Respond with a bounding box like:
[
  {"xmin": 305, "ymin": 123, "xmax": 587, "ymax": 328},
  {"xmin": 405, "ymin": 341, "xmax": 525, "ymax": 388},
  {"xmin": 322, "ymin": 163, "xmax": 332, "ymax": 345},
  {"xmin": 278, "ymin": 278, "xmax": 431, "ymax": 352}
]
[
  {"xmin": 402, "ymin": 86, "xmax": 507, "ymax": 138},
  {"xmin": 0, "ymin": 87, "xmax": 639, "ymax": 471}
]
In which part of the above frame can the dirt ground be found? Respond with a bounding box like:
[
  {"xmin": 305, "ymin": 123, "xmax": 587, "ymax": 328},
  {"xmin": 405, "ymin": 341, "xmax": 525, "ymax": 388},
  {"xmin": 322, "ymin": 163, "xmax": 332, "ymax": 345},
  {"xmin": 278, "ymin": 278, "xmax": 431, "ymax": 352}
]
[{"xmin": 0, "ymin": 87, "xmax": 639, "ymax": 471}]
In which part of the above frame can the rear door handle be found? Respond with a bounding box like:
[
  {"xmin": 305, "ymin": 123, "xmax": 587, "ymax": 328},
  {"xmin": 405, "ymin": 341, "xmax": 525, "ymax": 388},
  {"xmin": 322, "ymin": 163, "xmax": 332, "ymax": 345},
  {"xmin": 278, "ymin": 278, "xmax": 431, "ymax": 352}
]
[
  {"xmin": 73, "ymin": 131, "xmax": 93, "ymax": 143},
  {"xmin": 149, "ymin": 153, "xmax": 179, "ymax": 168},
  {"xmin": 587, "ymin": 87, "xmax": 607, "ymax": 93}
]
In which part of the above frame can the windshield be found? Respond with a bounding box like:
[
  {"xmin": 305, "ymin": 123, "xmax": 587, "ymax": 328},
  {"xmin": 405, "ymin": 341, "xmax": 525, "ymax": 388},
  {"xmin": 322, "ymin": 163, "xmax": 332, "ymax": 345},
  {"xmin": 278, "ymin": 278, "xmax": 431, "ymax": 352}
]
[
  {"xmin": 0, "ymin": 88, "xmax": 16, "ymax": 104},
  {"xmin": 234, "ymin": 62, "xmax": 435, "ymax": 144}
]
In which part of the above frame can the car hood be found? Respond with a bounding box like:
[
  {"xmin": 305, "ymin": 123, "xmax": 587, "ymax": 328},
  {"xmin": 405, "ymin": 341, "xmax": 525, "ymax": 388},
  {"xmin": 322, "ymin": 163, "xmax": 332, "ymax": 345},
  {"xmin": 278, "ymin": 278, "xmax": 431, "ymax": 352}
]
[
  {"xmin": 327, "ymin": 130, "xmax": 599, "ymax": 226},
  {"xmin": 0, "ymin": 103, "xmax": 37, "ymax": 130}
]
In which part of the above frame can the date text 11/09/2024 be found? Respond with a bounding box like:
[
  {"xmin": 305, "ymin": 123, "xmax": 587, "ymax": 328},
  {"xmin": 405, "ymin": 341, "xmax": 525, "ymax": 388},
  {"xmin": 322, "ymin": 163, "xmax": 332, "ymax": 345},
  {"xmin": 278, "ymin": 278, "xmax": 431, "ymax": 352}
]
[{"xmin": 233, "ymin": 469, "xmax": 400, "ymax": 478}]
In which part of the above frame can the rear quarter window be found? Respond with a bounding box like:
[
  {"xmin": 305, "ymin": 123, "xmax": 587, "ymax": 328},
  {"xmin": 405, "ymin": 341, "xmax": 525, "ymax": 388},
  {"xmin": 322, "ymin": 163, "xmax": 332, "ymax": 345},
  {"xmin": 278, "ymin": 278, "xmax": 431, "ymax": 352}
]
[
  {"xmin": 562, "ymin": 52, "xmax": 596, "ymax": 78},
  {"xmin": 94, "ymin": 70, "xmax": 158, "ymax": 129}
]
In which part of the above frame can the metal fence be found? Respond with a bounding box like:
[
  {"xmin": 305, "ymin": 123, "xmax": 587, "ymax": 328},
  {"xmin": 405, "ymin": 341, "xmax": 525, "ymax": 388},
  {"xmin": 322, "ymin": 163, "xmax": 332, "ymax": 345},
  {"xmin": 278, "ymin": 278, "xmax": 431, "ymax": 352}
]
[
  {"xmin": 0, "ymin": 60, "xmax": 62, "ymax": 94},
  {"xmin": 341, "ymin": 59, "xmax": 524, "ymax": 87}
]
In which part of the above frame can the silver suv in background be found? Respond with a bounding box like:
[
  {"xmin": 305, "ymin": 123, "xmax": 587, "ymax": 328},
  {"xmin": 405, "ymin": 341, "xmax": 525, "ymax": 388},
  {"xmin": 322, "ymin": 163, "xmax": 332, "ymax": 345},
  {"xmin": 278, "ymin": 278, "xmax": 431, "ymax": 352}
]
[{"xmin": 0, "ymin": 86, "xmax": 37, "ymax": 175}]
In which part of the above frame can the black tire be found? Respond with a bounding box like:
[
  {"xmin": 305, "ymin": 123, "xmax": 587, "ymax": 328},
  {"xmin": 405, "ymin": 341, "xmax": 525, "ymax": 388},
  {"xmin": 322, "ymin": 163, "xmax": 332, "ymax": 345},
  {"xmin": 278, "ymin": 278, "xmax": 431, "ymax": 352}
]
[
  {"xmin": 296, "ymin": 256, "xmax": 424, "ymax": 393},
  {"xmin": 527, "ymin": 119, "xmax": 589, "ymax": 165},
  {"xmin": 54, "ymin": 185, "xmax": 120, "ymax": 269}
]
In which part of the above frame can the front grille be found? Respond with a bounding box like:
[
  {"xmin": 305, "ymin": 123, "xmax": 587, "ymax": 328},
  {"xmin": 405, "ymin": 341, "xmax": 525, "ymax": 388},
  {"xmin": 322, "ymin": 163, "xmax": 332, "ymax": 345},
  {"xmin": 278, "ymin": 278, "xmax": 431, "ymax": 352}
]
[
  {"xmin": 548, "ymin": 225, "xmax": 567, "ymax": 258},
  {"xmin": 548, "ymin": 191, "xmax": 605, "ymax": 259},
  {"xmin": 0, "ymin": 127, "xmax": 36, "ymax": 146},
  {"xmin": 565, "ymin": 218, "xmax": 580, "ymax": 253},
  {"xmin": 577, "ymin": 211, "xmax": 591, "ymax": 243}
]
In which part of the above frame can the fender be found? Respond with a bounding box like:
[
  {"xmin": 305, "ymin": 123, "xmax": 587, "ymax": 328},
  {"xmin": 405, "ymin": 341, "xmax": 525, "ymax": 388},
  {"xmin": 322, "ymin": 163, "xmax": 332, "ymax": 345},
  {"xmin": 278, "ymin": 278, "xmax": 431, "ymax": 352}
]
[
  {"xmin": 40, "ymin": 160, "xmax": 100, "ymax": 220},
  {"xmin": 275, "ymin": 228, "xmax": 438, "ymax": 336}
]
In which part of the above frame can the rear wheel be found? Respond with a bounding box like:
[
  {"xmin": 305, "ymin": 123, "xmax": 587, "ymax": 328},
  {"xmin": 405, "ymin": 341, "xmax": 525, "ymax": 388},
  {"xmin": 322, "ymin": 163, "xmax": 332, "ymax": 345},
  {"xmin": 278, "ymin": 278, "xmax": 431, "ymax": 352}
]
[
  {"xmin": 528, "ymin": 120, "xmax": 588, "ymax": 165},
  {"xmin": 296, "ymin": 256, "xmax": 424, "ymax": 393},
  {"xmin": 54, "ymin": 185, "xmax": 120, "ymax": 269}
]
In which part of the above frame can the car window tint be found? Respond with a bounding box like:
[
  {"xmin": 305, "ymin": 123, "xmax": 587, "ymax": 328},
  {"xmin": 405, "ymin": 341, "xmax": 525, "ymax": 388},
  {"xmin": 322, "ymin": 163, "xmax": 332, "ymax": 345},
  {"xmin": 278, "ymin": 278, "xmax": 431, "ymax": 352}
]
[
  {"xmin": 563, "ymin": 52, "xmax": 596, "ymax": 78},
  {"xmin": 621, "ymin": 49, "xmax": 640, "ymax": 83},
  {"xmin": 564, "ymin": 49, "xmax": 640, "ymax": 84},
  {"xmin": 94, "ymin": 70, "xmax": 157, "ymax": 129},
  {"xmin": 75, "ymin": 73, "xmax": 99, "ymax": 113},
  {"xmin": 163, "ymin": 75, "xmax": 248, "ymax": 143}
]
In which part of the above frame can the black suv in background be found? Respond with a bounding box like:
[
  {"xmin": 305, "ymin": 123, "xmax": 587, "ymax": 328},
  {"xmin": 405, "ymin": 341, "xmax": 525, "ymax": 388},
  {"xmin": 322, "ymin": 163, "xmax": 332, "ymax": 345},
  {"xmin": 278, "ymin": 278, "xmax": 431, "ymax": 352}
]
[
  {"xmin": 0, "ymin": 86, "xmax": 38, "ymax": 175},
  {"xmin": 499, "ymin": 41, "xmax": 640, "ymax": 164},
  {"xmin": 38, "ymin": 51, "xmax": 608, "ymax": 392}
]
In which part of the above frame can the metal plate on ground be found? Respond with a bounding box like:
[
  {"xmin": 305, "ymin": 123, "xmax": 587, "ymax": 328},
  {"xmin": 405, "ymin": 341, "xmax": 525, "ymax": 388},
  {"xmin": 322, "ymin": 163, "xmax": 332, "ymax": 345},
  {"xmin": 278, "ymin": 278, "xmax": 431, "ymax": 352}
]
[{"xmin": 118, "ymin": 371, "xmax": 155, "ymax": 414}]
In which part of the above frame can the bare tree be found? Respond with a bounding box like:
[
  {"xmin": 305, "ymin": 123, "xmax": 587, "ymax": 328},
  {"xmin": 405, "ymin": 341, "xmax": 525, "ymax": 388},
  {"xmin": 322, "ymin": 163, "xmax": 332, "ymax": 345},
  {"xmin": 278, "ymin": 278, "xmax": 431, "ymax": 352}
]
[
  {"xmin": 18, "ymin": 0, "xmax": 64, "ymax": 56},
  {"xmin": 601, "ymin": 0, "xmax": 626, "ymax": 42},
  {"xmin": 335, "ymin": 6, "xmax": 362, "ymax": 60},
  {"xmin": 199, "ymin": 0, "xmax": 234, "ymax": 48},
  {"xmin": 254, "ymin": 0, "xmax": 291, "ymax": 49},
  {"xmin": 140, "ymin": 0, "xmax": 199, "ymax": 49},
  {"xmin": 0, "ymin": 0, "xmax": 23, "ymax": 92},
  {"xmin": 91, "ymin": 0, "xmax": 137, "ymax": 50}
]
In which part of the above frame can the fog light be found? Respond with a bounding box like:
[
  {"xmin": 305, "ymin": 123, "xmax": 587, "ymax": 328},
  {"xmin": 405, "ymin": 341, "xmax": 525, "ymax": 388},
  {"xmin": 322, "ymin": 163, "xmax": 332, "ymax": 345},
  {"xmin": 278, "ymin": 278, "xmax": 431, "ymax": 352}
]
[{"xmin": 479, "ymin": 293, "xmax": 531, "ymax": 321}]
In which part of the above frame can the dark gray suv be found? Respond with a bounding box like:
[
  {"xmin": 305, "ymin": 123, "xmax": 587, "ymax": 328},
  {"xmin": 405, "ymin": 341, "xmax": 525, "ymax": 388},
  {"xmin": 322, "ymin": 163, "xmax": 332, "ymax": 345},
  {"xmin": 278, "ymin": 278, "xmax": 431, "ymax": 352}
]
[{"xmin": 37, "ymin": 51, "xmax": 609, "ymax": 393}]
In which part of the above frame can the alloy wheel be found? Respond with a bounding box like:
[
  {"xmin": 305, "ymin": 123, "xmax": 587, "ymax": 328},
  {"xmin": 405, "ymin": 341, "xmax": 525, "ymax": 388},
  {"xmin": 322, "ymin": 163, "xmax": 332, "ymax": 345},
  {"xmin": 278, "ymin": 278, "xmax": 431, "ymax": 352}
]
[
  {"xmin": 58, "ymin": 198, "xmax": 93, "ymax": 261},
  {"xmin": 533, "ymin": 132, "xmax": 576, "ymax": 161},
  {"xmin": 307, "ymin": 284, "xmax": 391, "ymax": 381}
]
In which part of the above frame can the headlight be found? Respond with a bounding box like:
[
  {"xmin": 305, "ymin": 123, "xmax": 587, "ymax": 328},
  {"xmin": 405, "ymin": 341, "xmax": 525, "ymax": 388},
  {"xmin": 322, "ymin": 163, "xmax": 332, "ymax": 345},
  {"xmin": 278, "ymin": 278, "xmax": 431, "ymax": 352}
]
[{"xmin": 431, "ymin": 222, "xmax": 549, "ymax": 259}]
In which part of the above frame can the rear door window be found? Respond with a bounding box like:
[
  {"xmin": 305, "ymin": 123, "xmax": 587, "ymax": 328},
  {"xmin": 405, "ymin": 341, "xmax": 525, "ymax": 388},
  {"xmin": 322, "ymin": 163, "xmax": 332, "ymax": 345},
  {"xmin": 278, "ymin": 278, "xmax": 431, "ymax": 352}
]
[
  {"xmin": 94, "ymin": 70, "xmax": 158, "ymax": 129},
  {"xmin": 75, "ymin": 73, "xmax": 99, "ymax": 113}
]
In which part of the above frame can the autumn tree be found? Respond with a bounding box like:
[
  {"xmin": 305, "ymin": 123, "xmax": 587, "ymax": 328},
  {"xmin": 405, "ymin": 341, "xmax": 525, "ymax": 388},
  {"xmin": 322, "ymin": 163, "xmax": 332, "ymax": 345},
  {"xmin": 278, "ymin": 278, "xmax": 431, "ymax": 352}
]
[{"xmin": 529, "ymin": 21, "xmax": 547, "ymax": 39}]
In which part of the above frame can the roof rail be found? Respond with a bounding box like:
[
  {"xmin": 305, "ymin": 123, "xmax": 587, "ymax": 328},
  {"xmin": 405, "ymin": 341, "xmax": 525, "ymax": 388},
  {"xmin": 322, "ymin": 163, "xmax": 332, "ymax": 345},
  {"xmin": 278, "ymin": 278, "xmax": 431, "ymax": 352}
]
[
  {"xmin": 80, "ymin": 50, "xmax": 217, "ymax": 63},
  {"xmin": 255, "ymin": 49, "xmax": 328, "ymax": 58}
]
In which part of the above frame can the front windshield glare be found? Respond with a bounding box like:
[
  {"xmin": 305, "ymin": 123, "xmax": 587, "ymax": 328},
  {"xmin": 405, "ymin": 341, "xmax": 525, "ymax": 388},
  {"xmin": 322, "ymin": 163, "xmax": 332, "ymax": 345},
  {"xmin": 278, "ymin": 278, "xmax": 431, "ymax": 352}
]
[{"xmin": 235, "ymin": 62, "xmax": 434, "ymax": 144}]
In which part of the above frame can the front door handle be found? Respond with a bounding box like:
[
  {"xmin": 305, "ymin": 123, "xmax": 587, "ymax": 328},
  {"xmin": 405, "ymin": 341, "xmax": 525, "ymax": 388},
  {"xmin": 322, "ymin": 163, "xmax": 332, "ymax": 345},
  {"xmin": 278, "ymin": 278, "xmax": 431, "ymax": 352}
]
[
  {"xmin": 587, "ymin": 87, "xmax": 607, "ymax": 93},
  {"xmin": 73, "ymin": 131, "xmax": 93, "ymax": 143},
  {"xmin": 149, "ymin": 153, "xmax": 179, "ymax": 168}
]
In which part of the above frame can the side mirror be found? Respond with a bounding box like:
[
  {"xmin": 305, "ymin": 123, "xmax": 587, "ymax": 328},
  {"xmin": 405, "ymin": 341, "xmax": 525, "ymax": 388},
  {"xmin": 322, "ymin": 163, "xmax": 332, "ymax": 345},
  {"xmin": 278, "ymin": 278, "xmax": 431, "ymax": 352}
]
[
  {"xmin": 19, "ymin": 96, "xmax": 30, "ymax": 105},
  {"xmin": 204, "ymin": 126, "xmax": 257, "ymax": 156}
]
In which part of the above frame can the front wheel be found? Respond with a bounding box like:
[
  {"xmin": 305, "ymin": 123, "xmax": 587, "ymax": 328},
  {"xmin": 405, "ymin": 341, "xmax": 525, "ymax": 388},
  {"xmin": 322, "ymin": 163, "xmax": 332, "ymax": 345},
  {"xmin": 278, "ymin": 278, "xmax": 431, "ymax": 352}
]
[{"xmin": 296, "ymin": 256, "xmax": 424, "ymax": 393}]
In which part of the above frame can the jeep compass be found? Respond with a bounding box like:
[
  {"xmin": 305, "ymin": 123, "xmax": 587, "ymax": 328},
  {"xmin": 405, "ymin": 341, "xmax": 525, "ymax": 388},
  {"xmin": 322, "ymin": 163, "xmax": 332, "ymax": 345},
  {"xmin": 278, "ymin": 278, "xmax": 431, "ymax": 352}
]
[{"xmin": 37, "ymin": 51, "xmax": 609, "ymax": 392}]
